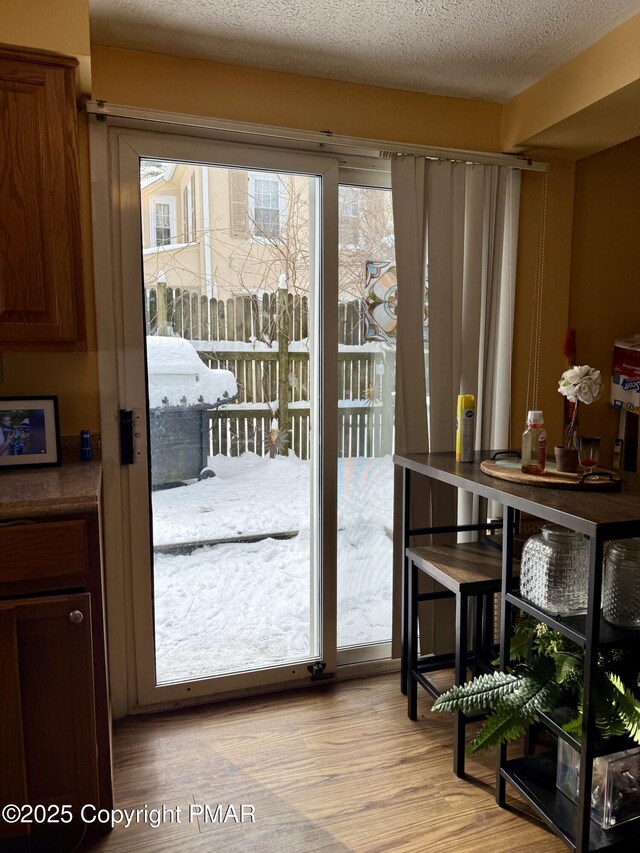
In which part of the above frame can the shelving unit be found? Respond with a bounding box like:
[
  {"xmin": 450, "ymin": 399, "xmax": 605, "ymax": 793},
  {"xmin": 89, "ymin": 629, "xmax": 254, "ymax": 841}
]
[{"xmin": 394, "ymin": 451, "xmax": 640, "ymax": 853}]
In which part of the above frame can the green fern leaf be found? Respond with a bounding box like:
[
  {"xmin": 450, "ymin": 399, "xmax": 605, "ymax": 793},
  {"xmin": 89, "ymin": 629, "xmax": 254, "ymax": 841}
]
[
  {"xmin": 431, "ymin": 671, "xmax": 520, "ymax": 715},
  {"xmin": 509, "ymin": 630, "xmax": 531, "ymax": 662},
  {"xmin": 562, "ymin": 714, "xmax": 583, "ymax": 735},
  {"xmin": 608, "ymin": 672, "xmax": 640, "ymax": 744},
  {"xmin": 554, "ymin": 650, "xmax": 582, "ymax": 685},
  {"xmin": 466, "ymin": 698, "xmax": 531, "ymax": 753},
  {"xmin": 467, "ymin": 658, "xmax": 560, "ymax": 754},
  {"xmin": 590, "ymin": 674, "xmax": 627, "ymax": 740}
]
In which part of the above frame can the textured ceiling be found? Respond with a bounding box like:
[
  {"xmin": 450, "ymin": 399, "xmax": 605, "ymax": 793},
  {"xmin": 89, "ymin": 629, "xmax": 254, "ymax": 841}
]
[{"xmin": 89, "ymin": 0, "xmax": 640, "ymax": 101}]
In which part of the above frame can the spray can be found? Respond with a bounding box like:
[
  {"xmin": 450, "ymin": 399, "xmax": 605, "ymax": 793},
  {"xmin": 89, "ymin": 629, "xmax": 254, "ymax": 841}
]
[{"xmin": 456, "ymin": 395, "xmax": 475, "ymax": 462}]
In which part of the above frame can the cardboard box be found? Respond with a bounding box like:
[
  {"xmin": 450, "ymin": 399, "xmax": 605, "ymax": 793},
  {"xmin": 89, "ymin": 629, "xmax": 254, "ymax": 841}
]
[{"xmin": 612, "ymin": 334, "xmax": 640, "ymax": 415}]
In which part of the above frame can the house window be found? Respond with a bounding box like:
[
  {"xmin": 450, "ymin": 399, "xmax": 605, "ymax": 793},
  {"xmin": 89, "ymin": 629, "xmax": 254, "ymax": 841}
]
[
  {"xmin": 150, "ymin": 196, "xmax": 177, "ymax": 247},
  {"xmin": 249, "ymin": 173, "xmax": 283, "ymax": 240},
  {"xmin": 182, "ymin": 174, "xmax": 196, "ymax": 243}
]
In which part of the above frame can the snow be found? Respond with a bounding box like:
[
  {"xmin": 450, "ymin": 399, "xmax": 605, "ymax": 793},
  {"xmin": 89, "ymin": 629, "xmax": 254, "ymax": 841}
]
[
  {"xmin": 146, "ymin": 336, "xmax": 394, "ymax": 684},
  {"xmin": 146, "ymin": 336, "xmax": 237, "ymax": 408},
  {"xmin": 151, "ymin": 453, "xmax": 394, "ymax": 684},
  {"xmin": 218, "ymin": 399, "xmax": 381, "ymax": 411},
  {"xmin": 192, "ymin": 338, "xmax": 387, "ymax": 353}
]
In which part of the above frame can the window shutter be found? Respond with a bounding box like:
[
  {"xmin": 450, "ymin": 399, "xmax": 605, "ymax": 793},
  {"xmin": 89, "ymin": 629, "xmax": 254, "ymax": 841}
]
[
  {"xmin": 190, "ymin": 173, "xmax": 196, "ymax": 241},
  {"xmin": 229, "ymin": 170, "xmax": 248, "ymax": 237}
]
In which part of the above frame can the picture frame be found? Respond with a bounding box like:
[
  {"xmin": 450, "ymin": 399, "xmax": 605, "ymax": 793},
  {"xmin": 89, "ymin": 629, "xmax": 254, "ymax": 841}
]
[{"xmin": 0, "ymin": 396, "xmax": 61, "ymax": 470}]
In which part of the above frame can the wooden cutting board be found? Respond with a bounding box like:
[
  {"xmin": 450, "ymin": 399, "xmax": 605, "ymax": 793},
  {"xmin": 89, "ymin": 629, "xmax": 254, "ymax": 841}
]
[{"xmin": 480, "ymin": 458, "xmax": 621, "ymax": 490}]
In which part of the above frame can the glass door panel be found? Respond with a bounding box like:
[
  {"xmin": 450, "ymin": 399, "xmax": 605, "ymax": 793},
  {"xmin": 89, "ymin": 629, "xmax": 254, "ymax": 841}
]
[
  {"xmin": 140, "ymin": 159, "xmax": 322, "ymax": 685},
  {"xmin": 336, "ymin": 184, "xmax": 396, "ymax": 654}
]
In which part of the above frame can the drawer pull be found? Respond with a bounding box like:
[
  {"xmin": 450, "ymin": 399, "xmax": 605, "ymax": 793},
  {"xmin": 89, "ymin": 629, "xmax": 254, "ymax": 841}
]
[{"xmin": 69, "ymin": 610, "xmax": 84, "ymax": 624}]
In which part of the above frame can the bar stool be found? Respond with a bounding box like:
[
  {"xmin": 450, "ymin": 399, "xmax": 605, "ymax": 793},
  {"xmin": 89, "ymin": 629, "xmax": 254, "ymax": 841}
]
[{"xmin": 405, "ymin": 542, "xmax": 503, "ymax": 777}]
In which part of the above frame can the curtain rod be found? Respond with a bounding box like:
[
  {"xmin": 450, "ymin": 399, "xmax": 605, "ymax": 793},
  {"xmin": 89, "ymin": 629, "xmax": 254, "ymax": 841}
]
[{"xmin": 85, "ymin": 101, "xmax": 547, "ymax": 173}]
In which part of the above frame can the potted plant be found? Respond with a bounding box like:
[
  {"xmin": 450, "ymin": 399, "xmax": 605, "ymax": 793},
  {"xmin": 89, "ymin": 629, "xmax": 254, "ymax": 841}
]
[
  {"xmin": 555, "ymin": 364, "xmax": 602, "ymax": 473},
  {"xmin": 432, "ymin": 615, "xmax": 640, "ymax": 754},
  {"xmin": 432, "ymin": 615, "xmax": 640, "ymax": 826}
]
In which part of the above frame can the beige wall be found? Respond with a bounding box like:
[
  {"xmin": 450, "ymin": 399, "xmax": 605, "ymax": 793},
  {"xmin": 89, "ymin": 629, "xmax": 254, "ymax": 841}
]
[
  {"xmin": 501, "ymin": 13, "xmax": 640, "ymax": 156},
  {"xmin": 567, "ymin": 135, "xmax": 640, "ymax": 462},
  {"xmin": 0, "ymin": 0, "xmax": 92, "ymax": 92},
  {"xmin": 511, "ymin": 159, "xmax": 576, "ymax": 451},
  {"xmin": 91, "ymin": 45, "xmax": 502, "ymax": 153}
]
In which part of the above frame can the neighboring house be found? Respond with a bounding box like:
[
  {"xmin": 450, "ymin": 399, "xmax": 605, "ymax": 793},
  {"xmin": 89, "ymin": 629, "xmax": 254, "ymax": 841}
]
[
  {"xmin": 140, "ymin": 162, "xmax": 312, "ymax": 303},
  {"xmin": 140, "ymin": 162, "xmax": 395, "ymax": 315}
]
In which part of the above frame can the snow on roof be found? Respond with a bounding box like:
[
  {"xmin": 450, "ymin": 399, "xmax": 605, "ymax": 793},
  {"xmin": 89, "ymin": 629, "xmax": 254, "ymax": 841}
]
[{"xmin": 147, "ymin": 336, "xmax": 237, "ymax": 408}]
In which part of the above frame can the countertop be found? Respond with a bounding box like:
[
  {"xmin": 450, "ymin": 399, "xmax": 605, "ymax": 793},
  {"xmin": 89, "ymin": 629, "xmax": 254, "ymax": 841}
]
[{"xmin": 0, "ymin": 461, "xmax": 101, "ymax": 519}]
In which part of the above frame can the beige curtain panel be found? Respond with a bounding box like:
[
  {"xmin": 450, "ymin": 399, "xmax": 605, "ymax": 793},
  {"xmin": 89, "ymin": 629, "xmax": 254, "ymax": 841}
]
[{"xmin": 390, "ymin": 156, "xmax": 521, "ymax": 658}]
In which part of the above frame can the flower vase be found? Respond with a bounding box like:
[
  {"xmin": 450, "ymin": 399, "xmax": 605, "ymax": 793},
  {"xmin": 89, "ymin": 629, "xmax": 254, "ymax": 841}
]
[{"xmin": 554, "ymin": 445, "xmax": 579, "ymax": 473}]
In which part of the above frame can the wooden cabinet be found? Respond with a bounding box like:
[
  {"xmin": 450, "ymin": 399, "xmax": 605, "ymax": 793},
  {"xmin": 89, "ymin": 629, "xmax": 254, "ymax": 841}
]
[
  {"xmin": 0, "ymin": 511, "xmax": 112, "ymax": 842},
  {"xmin": 0, "ymin": 595, "xmax": 98, "ymax": 826},
  {"xmin": 0, "ymin": 45, "xmax": 85, "ymax": 349}
]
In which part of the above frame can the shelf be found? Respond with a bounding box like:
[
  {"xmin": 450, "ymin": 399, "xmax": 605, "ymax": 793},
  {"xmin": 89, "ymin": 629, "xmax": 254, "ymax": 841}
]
[
  {"xmin": 502, "ymin": 754, "xmax": 640, "ymax": 851},
  {"xmin": 506, "ymin": 593, "xmax": 640, "ymax": 649},
  {"xmin": 506, "ymin": 592, "xmax": 588, "ymax": 647},
  {"xmin": 538, "ymin": 710, "xmax": 639, "ymax": 758},
  {"xmin": 396, "ymin": 452, "xmax": 640, "ymax": 852},
  {"xmin": 539, "ymin": 709, "xmax": 581, "ymax": 752}
]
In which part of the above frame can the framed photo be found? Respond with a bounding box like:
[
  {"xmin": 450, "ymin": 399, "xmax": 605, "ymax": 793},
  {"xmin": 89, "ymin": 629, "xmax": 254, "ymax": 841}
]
[{"xmin": 0, "ymin": 396, "xmax": 61, "ymax": 470}]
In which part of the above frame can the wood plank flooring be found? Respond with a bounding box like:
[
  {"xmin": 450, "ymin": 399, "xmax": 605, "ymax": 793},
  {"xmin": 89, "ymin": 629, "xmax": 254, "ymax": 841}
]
[{"xmin": 86, "ymin": 673, "xmax": 565, "ymax": 852}]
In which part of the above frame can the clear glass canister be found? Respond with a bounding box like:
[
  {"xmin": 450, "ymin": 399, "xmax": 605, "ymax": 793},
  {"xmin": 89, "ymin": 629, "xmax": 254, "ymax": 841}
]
[
  {"xmin": 520, "ymin": 524, "xmax": 589, "ymax": 616},
  {"xmin": 602, "ymin": 538, "xmax": 640, "ymax": 628}
]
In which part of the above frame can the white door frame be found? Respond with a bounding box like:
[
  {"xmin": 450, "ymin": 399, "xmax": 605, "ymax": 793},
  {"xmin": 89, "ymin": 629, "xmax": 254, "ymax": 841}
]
[{"xmin": 90, "ymin": 119, "xmax": 339, "ymax": 712}]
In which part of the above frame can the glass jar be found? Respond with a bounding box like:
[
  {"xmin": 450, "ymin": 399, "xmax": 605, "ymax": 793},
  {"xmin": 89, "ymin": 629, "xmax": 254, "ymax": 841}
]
[
  {"xmin": 556, "ymin": 739, "xmax": 640, "ymax": 829},
  {"xmin": 520, "ymin": 524, "xmax": 589, "ymax": 616},
  {"xmin": 602, "ymin": 538, "xmax": 640, "ymax": 628}
]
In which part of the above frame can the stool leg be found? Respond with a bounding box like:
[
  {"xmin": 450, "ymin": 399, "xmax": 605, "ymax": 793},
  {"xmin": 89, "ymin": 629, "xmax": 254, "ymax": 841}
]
[
  {"xmin": 482, "ymin": 592, "xmax": 494, "ymax": 663},
  {"xmin": 400, "ymin": 466, "xmax": 411, "ymax": 695},
  {"xmin": 453, "ymin": 592, "xmax": 468, "ymax": 778},
  {"xmin": 401, "ymin": 543, "xmax": 410, "ymax": 696},
  {"xmin": 407, "ymin": 559, "xmax": 419, "ymax": 721},
  {"xmin": 473, "ymin": 594, "xmax": 483, "ymax": 676}
]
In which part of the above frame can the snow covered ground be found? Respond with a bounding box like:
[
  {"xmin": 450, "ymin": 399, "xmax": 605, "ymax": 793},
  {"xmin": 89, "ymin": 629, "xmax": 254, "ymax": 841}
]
[{"xmin": 152, "ymin": 453, "xmax": 394, "ymax": 683}]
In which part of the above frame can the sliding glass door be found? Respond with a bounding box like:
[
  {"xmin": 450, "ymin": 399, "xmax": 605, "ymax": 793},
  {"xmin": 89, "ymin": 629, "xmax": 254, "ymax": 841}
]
[
  {"xmin": 106, "ymin": 125, "xmax": 395, "ymax": 707},
  {"xmin": 111, "ymin": 131, "xmax": 337, "ymax": 704}
]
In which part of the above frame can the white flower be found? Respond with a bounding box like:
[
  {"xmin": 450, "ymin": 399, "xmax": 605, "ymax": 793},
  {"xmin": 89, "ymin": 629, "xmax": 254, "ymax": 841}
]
[{"xmin": 558, "ymin": 365, "xmax": 602, "ymax": 405}]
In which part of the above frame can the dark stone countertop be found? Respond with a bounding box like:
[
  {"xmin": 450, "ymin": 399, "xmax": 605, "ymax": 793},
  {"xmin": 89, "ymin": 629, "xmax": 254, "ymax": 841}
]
[{"xmin": 0, "ymin": 461, "xmax": 101, "ymax": 520}]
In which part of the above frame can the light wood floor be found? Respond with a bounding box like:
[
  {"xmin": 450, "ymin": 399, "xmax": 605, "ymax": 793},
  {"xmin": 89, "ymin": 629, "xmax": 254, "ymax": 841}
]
[{"xmin": 86, "ymin": 673, "xmax": 565, "ymax": 853}]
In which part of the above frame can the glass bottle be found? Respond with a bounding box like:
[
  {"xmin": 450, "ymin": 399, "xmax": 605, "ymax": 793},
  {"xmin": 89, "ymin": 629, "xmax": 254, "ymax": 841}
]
[
  {"xmin": 520, "ymin": 524, "xmax": 589, "ymax": 615},
  {"xmin": 521, "ymin": 410, "xmax": 547, "ymax": 475},
  {"xmin": 602, "ymin": 538, "xmax": 640, "ymax": 628}
]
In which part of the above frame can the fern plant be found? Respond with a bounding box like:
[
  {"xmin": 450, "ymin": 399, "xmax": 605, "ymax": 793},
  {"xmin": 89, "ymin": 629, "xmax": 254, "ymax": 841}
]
[{"xmin": 432, "ymin": 615, "xmax": 640, "ymax": 755}]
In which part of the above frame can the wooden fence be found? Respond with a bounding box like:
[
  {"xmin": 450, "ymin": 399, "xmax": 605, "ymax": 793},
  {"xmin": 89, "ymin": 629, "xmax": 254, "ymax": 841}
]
[
  {"xmin": 207, "ymin": 403, "xmax": 390, "ymax": 460},
  {"xmin": 145, "ymin": 287, "xmax": 366, "ymax": 345},
  {"xmin": 199, "ymin": 350, "xmax": 390, "ymax": 406},
  {"xmin": 145, "ymin": 287, "xmax": 395, "ymax": 460}
]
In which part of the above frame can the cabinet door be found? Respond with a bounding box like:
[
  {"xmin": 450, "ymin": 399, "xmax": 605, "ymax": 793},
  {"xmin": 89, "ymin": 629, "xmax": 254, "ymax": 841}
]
[
  {"xmin": 0, "ymin": 593, "xmax": 99, "ymax": 835},
  {"xmin": 0, "ymin": 47, "xmax": 85, "ymax": 348},
  {"xmin": 0, "ymin": 608, "xmax": 28, "ymax": 838}
]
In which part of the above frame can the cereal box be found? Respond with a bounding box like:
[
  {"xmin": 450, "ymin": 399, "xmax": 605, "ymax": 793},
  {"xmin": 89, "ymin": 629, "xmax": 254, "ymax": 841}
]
[{"xmin": 612, "ymin": 335, "xmax": 640, "ymax": 415}]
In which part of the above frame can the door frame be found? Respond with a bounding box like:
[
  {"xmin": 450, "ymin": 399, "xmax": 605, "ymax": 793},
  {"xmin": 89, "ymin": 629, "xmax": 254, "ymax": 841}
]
[{"xmin": 91, "ymin": 119, "xmax": 340, "ymax": 710}]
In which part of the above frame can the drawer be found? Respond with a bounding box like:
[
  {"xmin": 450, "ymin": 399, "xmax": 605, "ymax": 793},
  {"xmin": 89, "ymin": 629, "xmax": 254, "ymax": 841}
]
[{"xmin": 0, "ymin": 519, "xmax": 89, "ymax": 587}]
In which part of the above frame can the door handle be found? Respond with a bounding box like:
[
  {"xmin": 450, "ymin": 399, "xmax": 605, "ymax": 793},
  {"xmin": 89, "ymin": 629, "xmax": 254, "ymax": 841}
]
[{"xmin": 119, "ymin": 410, "xmax": 134, "ymax": 464}]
